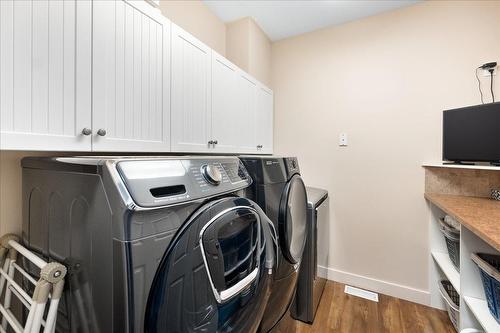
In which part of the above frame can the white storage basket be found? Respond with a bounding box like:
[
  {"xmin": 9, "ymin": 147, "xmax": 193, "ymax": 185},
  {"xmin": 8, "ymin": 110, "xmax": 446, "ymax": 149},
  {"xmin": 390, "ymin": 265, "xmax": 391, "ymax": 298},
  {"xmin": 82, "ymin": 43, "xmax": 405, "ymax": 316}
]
[{"xmin": 439, "ymin": 279, "xmax": 460, "ymax": 332}]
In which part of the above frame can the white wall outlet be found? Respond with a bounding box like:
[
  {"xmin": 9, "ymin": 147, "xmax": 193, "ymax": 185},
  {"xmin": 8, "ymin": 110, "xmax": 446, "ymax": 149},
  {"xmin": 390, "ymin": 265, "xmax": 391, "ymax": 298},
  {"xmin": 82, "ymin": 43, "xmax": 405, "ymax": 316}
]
[
  {"xmin": 339, "ymin": 133, "xmax": 348, "ymax": 146},
  {"xmin": 482, "ymin": 67, "xmax": 497, "ymax": 77}
]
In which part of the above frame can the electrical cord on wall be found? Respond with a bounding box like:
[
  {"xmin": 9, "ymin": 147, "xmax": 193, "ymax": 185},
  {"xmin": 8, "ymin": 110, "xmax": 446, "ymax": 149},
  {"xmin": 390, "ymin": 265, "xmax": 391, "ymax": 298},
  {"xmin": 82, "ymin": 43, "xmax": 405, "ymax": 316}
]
[
  {"xmin": 489, "ymin": 69, "xmax": 495, "ymax": 102},
  {"xmin": 476, "ymin": 67, "xmax": 484, "ymax": 104},
  {"xmin": 477, "ymin": 62, "xmax": 497, "ymax": 104}
]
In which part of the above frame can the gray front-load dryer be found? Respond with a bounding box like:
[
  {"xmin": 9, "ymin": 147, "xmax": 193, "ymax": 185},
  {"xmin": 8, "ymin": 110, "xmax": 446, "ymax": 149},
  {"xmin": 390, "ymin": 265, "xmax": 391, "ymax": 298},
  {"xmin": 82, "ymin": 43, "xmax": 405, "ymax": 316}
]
[
  {"xmin": 22, "ymin": 156, "xmax": 277, "ymax": 333},
  {"xmin": 239, "ymin": 156, "xmax": 308, "ymax": 333}
]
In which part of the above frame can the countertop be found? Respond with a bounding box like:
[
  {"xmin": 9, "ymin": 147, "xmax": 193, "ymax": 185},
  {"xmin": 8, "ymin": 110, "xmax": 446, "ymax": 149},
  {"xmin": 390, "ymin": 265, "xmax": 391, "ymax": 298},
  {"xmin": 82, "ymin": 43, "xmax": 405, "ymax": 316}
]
[{"xmin": 425, "ymin": 193, "xmax": 500, "ymax": 252}]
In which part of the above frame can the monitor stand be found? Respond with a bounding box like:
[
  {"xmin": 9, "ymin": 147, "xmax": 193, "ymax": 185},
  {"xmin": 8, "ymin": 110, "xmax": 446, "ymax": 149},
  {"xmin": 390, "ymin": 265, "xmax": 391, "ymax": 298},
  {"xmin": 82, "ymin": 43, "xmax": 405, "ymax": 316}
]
[{"xmin": 443, "ymin": 161, "xmax": 476, "ymax": 166}]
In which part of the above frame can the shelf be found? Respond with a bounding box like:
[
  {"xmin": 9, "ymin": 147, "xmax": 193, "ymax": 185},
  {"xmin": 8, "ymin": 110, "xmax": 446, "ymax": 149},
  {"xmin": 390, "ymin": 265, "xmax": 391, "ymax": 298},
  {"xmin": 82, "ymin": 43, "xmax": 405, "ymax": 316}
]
[
  {"xmin": 464, "ymin": 296, "xmax": 500, "ymax": 332},
  {"xmin": 422, "ymin": 162, "xmax": 500, "ymax": 171},
  {"xmin": 431, "ymin": 251, "xmax": 460, "ymax": 292},
  {"xmin": 425, "ymin": 193, "xmax": 500, "ymax": 252}
]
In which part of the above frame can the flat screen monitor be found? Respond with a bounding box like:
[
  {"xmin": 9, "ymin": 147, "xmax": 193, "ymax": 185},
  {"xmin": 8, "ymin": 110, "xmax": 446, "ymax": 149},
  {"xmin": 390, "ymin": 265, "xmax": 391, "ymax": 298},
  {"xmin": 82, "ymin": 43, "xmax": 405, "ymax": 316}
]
[{"xmin": 443, "ymin": 102, "xmax": 500, "ymax": 163}]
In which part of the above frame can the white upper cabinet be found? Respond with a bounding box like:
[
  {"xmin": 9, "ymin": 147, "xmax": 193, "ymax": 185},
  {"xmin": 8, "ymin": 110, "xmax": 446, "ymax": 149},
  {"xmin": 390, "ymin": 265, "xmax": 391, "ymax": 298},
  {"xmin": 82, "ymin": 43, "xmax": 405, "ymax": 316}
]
[
  {"xmin": 92, "ymin": 0, "xmax": 170, "ymax": 152},
  {"xmin": 1, "ymin": 1, "xmax": 273, "ymax": 154},
  {"xmin": 211, "ymin": 53, "xmax": 240, "ymax": 153},
  {"xmin": 0, "ymin": 0, "xmax": 92, "ymax": 151},
  {"xmin": 210, "ymin": 54, "xmax": 274, "ymax": 155},
  {"xmin": 256, "ymin": 85, "xmax": 274, "ymax": 154},
  {"xmin": 171, "ymin": 24, "xmax": 212, "ymax": 152},
  {"xmin": 235, "ymin": 72, "xmax": 258, "ymax": 153}
]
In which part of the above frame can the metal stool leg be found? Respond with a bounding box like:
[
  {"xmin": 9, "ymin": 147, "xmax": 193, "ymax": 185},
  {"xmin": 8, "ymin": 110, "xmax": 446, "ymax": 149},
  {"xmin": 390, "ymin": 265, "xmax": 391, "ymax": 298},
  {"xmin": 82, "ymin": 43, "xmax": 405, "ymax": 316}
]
[
  {"xmin": 2, "ymin": 248, "xmax": 18, "ymax": 330},
  {"xmin": 0, "ymin": 235, "xmax": 19, "ymax": 295}
]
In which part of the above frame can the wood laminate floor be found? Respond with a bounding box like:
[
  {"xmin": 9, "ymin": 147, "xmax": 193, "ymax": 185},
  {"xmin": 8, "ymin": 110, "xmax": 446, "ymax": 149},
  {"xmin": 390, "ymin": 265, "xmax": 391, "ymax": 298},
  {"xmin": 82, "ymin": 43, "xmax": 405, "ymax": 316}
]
[{"xmin": 275, "ymin": 281, "xmax": 456, "ymax": 333}]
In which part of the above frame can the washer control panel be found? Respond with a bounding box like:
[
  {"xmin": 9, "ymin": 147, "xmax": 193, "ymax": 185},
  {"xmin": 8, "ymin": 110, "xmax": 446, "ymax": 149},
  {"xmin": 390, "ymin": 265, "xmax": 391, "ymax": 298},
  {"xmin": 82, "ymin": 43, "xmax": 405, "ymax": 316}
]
[
  {"xmin": 221, "ymin": 161, "xmax": 249, "ymax": 184},
  {"xmin": 284, "ymin": 157, "xmax": 300, "ymax": 175},
  {"xmin": 116, "ymin": 157, "xmax": 251, "ymax": 208}
]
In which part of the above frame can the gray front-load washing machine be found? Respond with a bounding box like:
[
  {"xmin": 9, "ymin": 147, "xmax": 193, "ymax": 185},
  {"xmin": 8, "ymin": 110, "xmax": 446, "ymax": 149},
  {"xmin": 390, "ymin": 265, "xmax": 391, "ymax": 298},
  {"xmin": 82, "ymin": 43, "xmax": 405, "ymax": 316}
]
[{"xmin": 21, "ymin": 156, "xmax": 277, "ymax": 333}]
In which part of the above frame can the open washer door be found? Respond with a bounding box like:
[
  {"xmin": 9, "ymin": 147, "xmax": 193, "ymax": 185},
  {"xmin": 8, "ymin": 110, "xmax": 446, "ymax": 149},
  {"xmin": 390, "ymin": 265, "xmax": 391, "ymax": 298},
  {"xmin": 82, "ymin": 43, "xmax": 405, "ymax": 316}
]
[
  {"xmin": 279, "ymin": 174, "xmax": 308, "ymax": 265},
  {"xmin": 145, "ymin": 197, "xmax": 276, "ymax": 333}
]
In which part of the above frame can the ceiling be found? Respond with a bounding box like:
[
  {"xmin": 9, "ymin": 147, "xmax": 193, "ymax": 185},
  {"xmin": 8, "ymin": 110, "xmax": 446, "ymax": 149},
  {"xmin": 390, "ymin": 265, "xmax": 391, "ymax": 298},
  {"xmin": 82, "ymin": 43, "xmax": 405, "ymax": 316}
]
[{"xmin": 204, "ymin": 0, "xmax": 420, "ymax": 41}]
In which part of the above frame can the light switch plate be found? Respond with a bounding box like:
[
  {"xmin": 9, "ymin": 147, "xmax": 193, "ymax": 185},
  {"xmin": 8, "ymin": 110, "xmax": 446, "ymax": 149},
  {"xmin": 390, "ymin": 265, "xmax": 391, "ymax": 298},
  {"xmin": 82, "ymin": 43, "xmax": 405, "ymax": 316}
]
[{"xmin": 339, "ymin": 133, "xmax": 348, "ymax": 146}]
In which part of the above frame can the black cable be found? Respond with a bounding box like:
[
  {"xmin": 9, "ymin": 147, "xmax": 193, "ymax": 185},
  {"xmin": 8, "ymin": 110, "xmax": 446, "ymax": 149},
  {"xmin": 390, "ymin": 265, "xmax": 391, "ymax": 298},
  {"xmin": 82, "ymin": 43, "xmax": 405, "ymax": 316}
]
[
  {"xmin": 476, "ymin": 67, "xmax": 484, "ymax": 104},
  {"xmin": 489, "ymin": 69, "xmax": 495, "ymax": 102}
]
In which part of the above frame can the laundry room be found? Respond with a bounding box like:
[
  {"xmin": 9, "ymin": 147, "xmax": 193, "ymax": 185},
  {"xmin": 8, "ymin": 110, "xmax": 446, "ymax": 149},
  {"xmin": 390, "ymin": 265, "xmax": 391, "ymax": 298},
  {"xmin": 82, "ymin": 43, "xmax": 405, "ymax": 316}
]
[{"xmin": 0, "ymin": 0, "xmax": 500, "ymax": 332}]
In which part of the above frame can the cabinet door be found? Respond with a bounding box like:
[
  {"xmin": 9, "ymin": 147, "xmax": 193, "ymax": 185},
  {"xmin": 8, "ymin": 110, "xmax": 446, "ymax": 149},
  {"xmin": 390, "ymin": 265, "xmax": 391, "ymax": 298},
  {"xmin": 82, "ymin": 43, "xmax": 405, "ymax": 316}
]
[
  {"xmin": 0, "ymin": 0, "xmax": 92, "ymax": 151},
  {"xmin": 211, "ymin": 53, "xmax": 239, "ymax": 153},
  {"xmin": 235, "ymin": 72, "xmax": 258, "ymax": 153},
  {"xmin": 171, "ymin": 24, "xmax": 212, "ymax": 152},
  {"xmin": 92, "ymin": 0, "xmax": 170, "ymax": 152},
  {"xmin": 256, "ymin": 85, "xmax": 274, "ymax": 154}
]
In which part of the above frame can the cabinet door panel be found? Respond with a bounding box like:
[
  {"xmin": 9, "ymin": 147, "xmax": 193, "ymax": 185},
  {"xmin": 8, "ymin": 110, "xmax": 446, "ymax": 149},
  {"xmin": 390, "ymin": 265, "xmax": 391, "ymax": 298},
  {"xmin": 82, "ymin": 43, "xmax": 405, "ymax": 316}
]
[
  {"xmin": 92, "ymin": 0, "xmax": 170, "ymax": 152},
  {"xmin": 171, "ymin": 24, "xmax": 212, "ymax": 152},
  {"xmin": 256, "ymin": 85, "xmax": 274, "ymax": 154},
  {"xmin": 0, "ymin": 0, "xmax": 92, "ymax": 151},
  {"xmin": 211, "ymin": 54, "xmax": 239, "ymax": 153},
  {"xmin": 235, "ymin": 72, "xmax": 258, "ymax": 153}
]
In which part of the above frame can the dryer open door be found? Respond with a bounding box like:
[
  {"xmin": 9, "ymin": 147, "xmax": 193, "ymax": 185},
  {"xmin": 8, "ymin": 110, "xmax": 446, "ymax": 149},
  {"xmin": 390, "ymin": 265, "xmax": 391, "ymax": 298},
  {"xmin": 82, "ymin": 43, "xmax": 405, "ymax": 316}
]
[
  {"xmin": 145, "ymin": 197, "xmax": 276, "ymax": 333},
  {"xmin": 279, "ymin": 174, "xmax": 308, "ymax": 265}
]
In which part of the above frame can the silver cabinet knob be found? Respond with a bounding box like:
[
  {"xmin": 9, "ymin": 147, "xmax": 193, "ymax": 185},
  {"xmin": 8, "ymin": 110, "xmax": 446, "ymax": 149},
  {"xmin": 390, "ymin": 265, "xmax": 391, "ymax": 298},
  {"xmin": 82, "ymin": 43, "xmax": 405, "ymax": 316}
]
[
  {"xmin": 257, "ymin": 144, "xmax": 263, "ymax": 149},
  {"xmin": 97, "ymin": 129, "xmax": 107, "ymax": 136},
  {"xmin": 81, "ymin": 128, "xmax": 92, "ymax": 136},
  {"xmin": 208, "ymin": 140, "xmax": 214, "ymax": 145},
  {"xmin": 213, "ymin": 140, "xmax": 218, "ymax": 145}
]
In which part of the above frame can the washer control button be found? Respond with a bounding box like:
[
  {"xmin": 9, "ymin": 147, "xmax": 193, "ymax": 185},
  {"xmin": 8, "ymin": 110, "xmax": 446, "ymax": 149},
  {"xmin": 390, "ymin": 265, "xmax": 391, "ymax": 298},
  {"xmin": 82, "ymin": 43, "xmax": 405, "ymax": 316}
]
[{"xmin": 201, "ymin": 164, "xmax": 222, "ymax": 185}]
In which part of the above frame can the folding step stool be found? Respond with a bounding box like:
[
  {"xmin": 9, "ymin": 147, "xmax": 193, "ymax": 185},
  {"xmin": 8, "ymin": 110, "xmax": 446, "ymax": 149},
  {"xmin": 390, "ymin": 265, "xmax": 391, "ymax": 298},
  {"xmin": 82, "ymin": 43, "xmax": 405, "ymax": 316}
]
[{"xmin": 0, "ymin": 234, "xmax": 66, "ymax": 333}]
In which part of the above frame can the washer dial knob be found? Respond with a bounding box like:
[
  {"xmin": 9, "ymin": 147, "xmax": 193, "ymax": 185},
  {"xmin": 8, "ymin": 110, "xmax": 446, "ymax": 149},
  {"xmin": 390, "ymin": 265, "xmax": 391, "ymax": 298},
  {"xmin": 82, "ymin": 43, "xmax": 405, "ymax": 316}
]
[{"xmin": 201, "ymin": 164, "xmax": 222, "ymax": 185}]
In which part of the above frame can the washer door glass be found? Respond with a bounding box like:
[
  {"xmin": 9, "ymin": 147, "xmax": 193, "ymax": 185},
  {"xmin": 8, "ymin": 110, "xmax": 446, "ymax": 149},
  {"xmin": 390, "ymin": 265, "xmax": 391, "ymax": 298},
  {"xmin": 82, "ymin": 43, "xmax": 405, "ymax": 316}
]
[
  {"xmin": 201, "ymin": 204, "xmax": 261, "ymax": 303},
  {"xmin": 145, "ymin": 197, "xmax": 271, "ymax": 333},
  {"xmin": 279, "ymin": 175, "xmax": 308, "ymax": 264}
]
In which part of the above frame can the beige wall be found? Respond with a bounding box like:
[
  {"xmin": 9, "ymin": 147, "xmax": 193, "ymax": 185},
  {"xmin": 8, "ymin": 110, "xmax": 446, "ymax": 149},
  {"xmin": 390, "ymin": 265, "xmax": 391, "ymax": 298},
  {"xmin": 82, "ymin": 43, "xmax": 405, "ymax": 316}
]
[
  {"xmin": 226, "ymin": 17, "xmax": 272, "ymax": 87},
  {"xmin": 226, "ymin": 18, "xmax": 251, "ymax": 72},
  {"xmin": 160, "ymin": 0, "xmax": 226, "ymax": 55},
  {"xmin": 272, "ymin": 0, "xmax": 500, "ymax": 301},
  {"xmin": 159, "ymin": 2, "xmax": 272, "ymax": 86},
  {"xmin": 248, "ymin": 18, "xmax": 272, "ymax": 87},
  {"xmin": 0, "ymin": 152, "xmax": 21, "ymax": 236}
]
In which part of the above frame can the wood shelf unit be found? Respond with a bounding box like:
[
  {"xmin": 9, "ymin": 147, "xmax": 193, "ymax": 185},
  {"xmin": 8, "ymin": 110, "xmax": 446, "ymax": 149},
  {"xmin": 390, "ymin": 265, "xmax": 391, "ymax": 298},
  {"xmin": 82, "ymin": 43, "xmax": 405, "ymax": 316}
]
[
  {"xmin": 424, "ymin": 164, "xmax": 500, "ymax": 331},
  {"xmin": 426, "ymin": 194, "xmax": 500, "ymax": 332}
]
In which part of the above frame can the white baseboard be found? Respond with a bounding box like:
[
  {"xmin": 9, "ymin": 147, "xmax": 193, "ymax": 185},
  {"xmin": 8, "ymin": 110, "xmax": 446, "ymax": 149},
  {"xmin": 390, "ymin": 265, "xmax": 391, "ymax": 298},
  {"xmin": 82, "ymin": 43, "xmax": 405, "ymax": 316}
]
[{"xmin": 318, "ymin": 265, "xmax": 430, "ymax": 306}]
